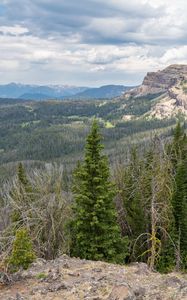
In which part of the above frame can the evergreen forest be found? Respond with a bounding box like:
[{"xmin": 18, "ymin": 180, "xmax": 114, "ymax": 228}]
[{"xmin": 0, "ymin": 117, "xmax": 187, "ymax": 274}]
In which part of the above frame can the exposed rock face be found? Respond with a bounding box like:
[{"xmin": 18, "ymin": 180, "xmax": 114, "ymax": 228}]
[
  {"xmin": 141, "ymin": 65, "xmax": 187, "ymax": 95},
  {"xmin": 128, "ymin": 64, "xmax": 187, "ymax": 97},
  {"xmin": 1, "ymin": 256, "xmax": 187, "ymax": 299},
  {"xmin": 147, "ymin": 81, "xmax": 187, "ymax": 119},
  {"xmin": 122, "ymin": 64, "xmax": 187, "ymax": 119}
]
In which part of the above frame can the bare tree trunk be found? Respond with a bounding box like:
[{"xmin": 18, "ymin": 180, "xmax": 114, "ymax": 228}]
[
  {"xmin": 175, "ymin": 227, "xmax": 181, "ymax": 271},
  {"xmin": 149, "ymin": 178, "xmax": 157, "ymax": 271}
]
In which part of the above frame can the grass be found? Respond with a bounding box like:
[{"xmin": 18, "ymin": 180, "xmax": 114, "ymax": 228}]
[
  {"xmin": 105, "ymin": 121, "xmax": 115, "ymax": 128},
  {"xmin": 36, "ymin": 272, "xmax": 48, "ymax": 280}
]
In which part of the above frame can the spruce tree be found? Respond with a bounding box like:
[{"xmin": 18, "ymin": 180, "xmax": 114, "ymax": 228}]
[
  {"xmin": 172, "ymin": 158, "xmax": 187, "ymax": 269},
  {"xmin": 169, "ymin": 122, "xmax": 187, "ymax": 270},
  {"xmin": 8, "ymin": 228, "xmax": 36, "ymax": 272},
  {"xmin": 17, "ymin": 162, "xmax": 33, "ymax": 193},
  {"xmin": 11, "ymin": 163, "xmax": 33, "ymax": 223},
  {"xmin": 122, "ymin": 148, "xmax": 146, "ymax": 238},
  {"xmin": 169, "ymin": 122, "xmax": 186, "ymax": 170},
  {"xmin": 18, "ymin": 163, "xmax": 29, "ymax": 186},
  {"xmin": 71, "ymin": 120, "xmax": 128, "ymax": 263}
]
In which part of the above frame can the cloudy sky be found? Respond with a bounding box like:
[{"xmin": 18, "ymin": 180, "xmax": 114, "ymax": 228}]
[{"xmin": 0, "ymin": 0, "xmax": 187, "ymax": 86}]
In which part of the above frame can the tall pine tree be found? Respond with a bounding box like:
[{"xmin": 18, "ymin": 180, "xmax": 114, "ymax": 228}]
[
  {"xmin": 169, "ymin": 122, "xmax": 187, "ymax": 270},
  {"xmin": 71, "ymin": 120, "xmax": 128, "ymax": 263},
  {"xmin": 172, "ymin": 157, "xmax": 187, "ymax": 270}
]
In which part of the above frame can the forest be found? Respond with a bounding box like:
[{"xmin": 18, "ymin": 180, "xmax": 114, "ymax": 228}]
[
  {"xmin": 0, "ymin": 96, "xmax": 177, "ymax": 185},
  {"xmin": 0, "ymin": 119, "xmax": 187, "ymax": 275}
]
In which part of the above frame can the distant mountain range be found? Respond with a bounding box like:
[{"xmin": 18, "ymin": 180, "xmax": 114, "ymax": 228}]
[
  {"xmin": 73, "ymin": 85, "xmax": 133, "ymax": 99},
  {"xmin": 0, "ymin": 83, "xmax": 87, "ymax": 100},
  {"xmin": 0, "ymin": 83, "xmax": 134, "ymax": 100}
]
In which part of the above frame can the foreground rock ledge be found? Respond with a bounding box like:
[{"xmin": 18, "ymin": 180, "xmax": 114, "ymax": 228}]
[{"xmin": 1, "ymin": 255, "xmax": 187, "ymax": 300}]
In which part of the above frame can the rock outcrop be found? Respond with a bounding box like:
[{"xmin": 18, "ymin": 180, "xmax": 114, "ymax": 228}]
[
  {"xmin": 129, "ymin": 64, "xmax": 187, "ymax": 97},
  {"xmin": 1, "ymin": 255, "xmax": 187, "ymax": 299},
  {"xmin": 122, "ymin": 64, "xmax": 187, "ymax": 119}
]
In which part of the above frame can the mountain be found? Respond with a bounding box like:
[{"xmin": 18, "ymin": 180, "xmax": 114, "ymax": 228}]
[
  {"xmin": 0, "ymin": 83, "xmax": 88, "ymax": 100},
  {"xmin": 0, "ymin": 83, "xmax": 133, "ymax": 100},
  {"xmin": 120, "ymin": 64, "xmax": 187, "ymax": 120},
  {"xmin": 0, "ymin": 64, "xmax": 186, "ymax": 167},
  {"xmin": 73, "ymin": 84, "xmax": 134, "ymax": 99}
]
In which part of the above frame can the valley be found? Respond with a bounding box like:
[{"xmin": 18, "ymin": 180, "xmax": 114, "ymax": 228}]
[
  {"xmin": 1, "ymin": 1, "xmax": 187, "ymax": 298},
  {"xmin": 1, "ymin": 64, "xmax": 187, "ymax": 179}
]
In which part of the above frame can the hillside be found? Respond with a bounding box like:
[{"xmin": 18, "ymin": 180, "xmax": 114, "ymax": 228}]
[
  {"xmin": 1, "ymin": 64, "xmax": 187, "ymax": 179},
  {"xmin": 1, "ymin": 256, "xmax": 187, "ymax": 300},
  {"xmin": 120, "ymin": 64, "xmax": 187, "ymax": 120},
  {"xmin": 0, "ymin": 97, "xmax": 174, "ymax": 168}
]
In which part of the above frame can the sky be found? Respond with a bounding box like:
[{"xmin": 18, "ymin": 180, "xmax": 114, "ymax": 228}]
[{"xmin": 0, "ymin": 0, "xmax": 187, "ymax": 86}]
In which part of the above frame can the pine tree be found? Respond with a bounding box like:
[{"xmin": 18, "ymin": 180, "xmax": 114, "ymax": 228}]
[
  {"xmin": 168, "ymin": 122, "xmax": 187, "ymax": 270},
  {"xmin": 8, "ymin": 228, "xmax": 36, "ymax": 272},
  {"xmin": 71, "ymin": 120, "xmax": 128, "ymax": 263},
  {"xmin": 18, "ymin": 163, "xmax": 29, "ymax": 186},
  {"xmin": 172, "ymin": 158, "xmax": 187, "ymax": 270},
  {"xmin": 17, "ymin": 162, "xmax": 33, "ymax": 193},
  {"xmin": 169, "ymin": 122, "xmax": 186, "ymax": 171},
  {"xmin": 122, "ymin": 148, "xmax": 146, "ymax": 238},
  {"xmin": 11, "ymin": 163, "xmax": 33, "ymax": 223}
]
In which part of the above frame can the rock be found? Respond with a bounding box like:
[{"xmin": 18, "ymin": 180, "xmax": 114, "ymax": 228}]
[
  {"xmin": 15, "ymin": 293, "xmax": 24, "ymax": 300},
  {"xmin": 134, "ymin": 287, "xmax": 146, "ymax": 299},
  {"xmin": 163, "ymin": 276, "xmax": 183, "ymax": 287},
  {"xmin": 1, "ymin": 256, "xmax": 187, "ymax": 299},
  {"xmin": 108, "ymin": 284, "xmax": 135, "ymax": 300},
  {"xmin": 47, "ymin": 282, "xmax": 68, "ymax": 292},
  {"xmin": 121, "ymin": 64, "xmax": 187, "ymax": 120},
  {"xmin": 62, "ymin": 262, "xmax": 70, "ymax": 269},
  {"xmin": 31, "ymin": 258, "xmax": 46, "ymax": 267},
  {"xmin": 133, "ymin": 262, "xmax": 150, "ymax": 275},
  {"xmin": 0, "ymin": 272, "xmax": 12, "ymax": 285},
  {"xmin": 134, "ymin": 64, "xmax": 187, "ymax": 97},
  {"xmin": 93, "ymin": 268, "xmax": 102, "ymax": 273}
]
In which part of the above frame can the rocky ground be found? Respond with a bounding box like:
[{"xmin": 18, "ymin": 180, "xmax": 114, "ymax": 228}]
[{"xmin": 1, "ymin": 255, "xmax": 187, "ymax": 299}]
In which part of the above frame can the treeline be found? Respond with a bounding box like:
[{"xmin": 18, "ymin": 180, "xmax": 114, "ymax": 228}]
[{"xmin": 0, "ymin": 121, "xmax": 187, "ymax": 274}]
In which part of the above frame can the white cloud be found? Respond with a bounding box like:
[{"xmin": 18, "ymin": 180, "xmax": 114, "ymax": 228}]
[
  {"xmin": 161, "ymin": 46, "xmax": 187, "ymax": 64},
  {"xmin": 0, "ymin": 0, "xmax": 187, "ymax": 85},
  {"xmin": 0, "ymin": 25, "xmax": 29, "ymax": 35}
]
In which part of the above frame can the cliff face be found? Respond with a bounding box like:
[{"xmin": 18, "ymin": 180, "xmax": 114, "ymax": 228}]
[
  {"xmin": 142, "ymin": 65, "xmax": 187, "ymax": 94},
  {"xmin": 122, "ymin": 64, "xmax": 187, "ymax": 119},
  {"xmin": 130, "ymin": 64, "xmax": 187, "ymax": 97},
  {"xmin": 1, "ymin": 255, "xmax": 187, "ymax": 300}
]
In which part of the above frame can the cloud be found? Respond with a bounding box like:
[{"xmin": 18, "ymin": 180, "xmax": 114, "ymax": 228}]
[
  {"xmin": 0, "ymin": 25, "xmax": 29, "ymax": 35},
  {"xmin": 0, "ymin": 0, "xmax": 186, "ymax": 85}
]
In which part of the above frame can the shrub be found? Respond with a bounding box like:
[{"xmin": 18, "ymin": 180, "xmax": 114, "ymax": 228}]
[{"xmin": 8, "ymin": 228, "xmax": 36, "ymax": 272}]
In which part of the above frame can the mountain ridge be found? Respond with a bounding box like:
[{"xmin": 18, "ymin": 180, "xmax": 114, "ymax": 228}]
[
  {"xmin": 0, "ymin": 83, "xmax": 133, "ymax": 100},
  {"xmin": 72, "ymin": 84, "xmax": 134, "ymax": 99}
]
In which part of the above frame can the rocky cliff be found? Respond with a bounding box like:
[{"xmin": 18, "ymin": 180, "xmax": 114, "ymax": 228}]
[
  {"xmin": 1, "ymin": 255, "xmax": 187, "ymax": 299},
  {"xmin": 130, "ymin": 65, "xmax": 187, "ymax": 97},
  {"xmin": 122, "ymin": 64, "xmax": 187, "ymax": 119}
]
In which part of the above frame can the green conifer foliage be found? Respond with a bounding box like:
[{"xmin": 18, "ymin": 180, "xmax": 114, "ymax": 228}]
[
  {"xmin": 8, "ymin": 228, "xmax": 36, "ymax": 272},
  {"xmin": 72, "ymin": 120, "xmax": 128, "ymax": 263},
  {"xmin": 172, "ymin": 158, "xmax": 187, "ymax": 269},
  {"xmin": 122, "ymin": 148, "xmax": 146, "ymax": 238},
  {"xmin": 170, "ymin": 122, "xmax": 186, "ymax": 170},
  {"xmin": 11, "ymin": 163, "xmax": 33, "ymax": 224},
  {"xmin": 17, "ymin": 162, "xmax": 33, "ymax": 193}
]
